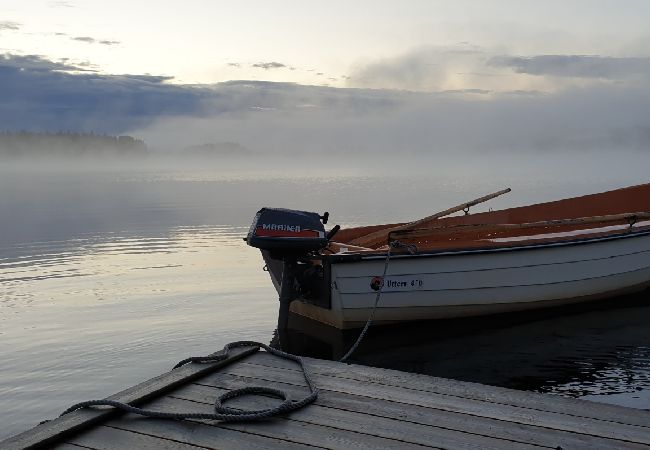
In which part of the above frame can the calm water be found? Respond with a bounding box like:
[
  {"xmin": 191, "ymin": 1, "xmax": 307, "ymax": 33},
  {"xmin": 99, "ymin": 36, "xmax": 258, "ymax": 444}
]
[{"xmin": 1, "ymin": 159, "xmax": 649, "ymax": 439}]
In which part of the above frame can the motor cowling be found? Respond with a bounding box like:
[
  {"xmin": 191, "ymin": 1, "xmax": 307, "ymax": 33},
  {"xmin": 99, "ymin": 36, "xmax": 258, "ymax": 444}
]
[{"xmin": 246, "ymin": 207, "xmax": 329, "ymax": 256}]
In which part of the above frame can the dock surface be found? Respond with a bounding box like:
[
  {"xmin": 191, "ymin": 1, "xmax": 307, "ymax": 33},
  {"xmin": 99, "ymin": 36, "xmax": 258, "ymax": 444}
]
[{"xmin": 4, "ymin": 344, "xmax": 650, "ymax": 449}]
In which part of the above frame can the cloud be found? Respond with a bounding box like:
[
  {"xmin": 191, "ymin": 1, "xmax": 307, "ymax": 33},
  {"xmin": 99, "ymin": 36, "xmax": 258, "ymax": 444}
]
[
  {"xmin": 252, "ymin": 62, "xmax": 286, "ymax": 70},
  {"xmin": 0, "ymin": 53, "xmax": 209, "ymax": 133},
  {"xmin": 133, "ymin": 76, "xmax": 650, "ymax": 158},
  {"xmin": 489, "ymin": 55, "xmax": 650, "ymax": 79},
  {"xmin": 227, "ymin": 63, "xmax": 241, "ymax": 67},
  {"xmin": 72, "ymin": 36, "xmax": 120, "ymax": 45},
  {"xmin": 72, "ymin": 36, "xmax": 95, "ymax": 43},
  {"xmin": 0, "ymin": 53, "xmax": 84, "ymax": 72},
  {"xmin": 0, "ymin": 21, "xmax": 20, "ymax": 31},
  {"xmin": 348, "ymin": 46, "xmax": 493, "ymax": 92},
  {"xmin": 3, "ymin": 52, "xmax": 650, "ymax": 157}
]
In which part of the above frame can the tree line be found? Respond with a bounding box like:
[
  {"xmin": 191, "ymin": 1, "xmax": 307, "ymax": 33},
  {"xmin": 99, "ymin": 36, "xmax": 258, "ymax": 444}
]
[{"xmin": 0, "ymin": 132, "xmax": 148, "ymax": 158}]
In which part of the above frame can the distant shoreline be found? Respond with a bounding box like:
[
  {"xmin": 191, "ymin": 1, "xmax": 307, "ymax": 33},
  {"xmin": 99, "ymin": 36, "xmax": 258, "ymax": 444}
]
[{"xmin": 0, "ymin": 132, "xmax": 148, "ymax": 158}]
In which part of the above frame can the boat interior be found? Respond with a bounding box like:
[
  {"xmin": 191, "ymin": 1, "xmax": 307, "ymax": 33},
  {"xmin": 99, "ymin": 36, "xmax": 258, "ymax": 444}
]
[{"xmin": 327, "ymin": 183, "xmax": 650, "ymax": 254}]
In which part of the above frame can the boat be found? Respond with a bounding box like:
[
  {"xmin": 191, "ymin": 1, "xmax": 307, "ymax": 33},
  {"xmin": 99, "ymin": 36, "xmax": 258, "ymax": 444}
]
[{"xmin": 246, "ymin": 183, "xmax": 650, "ymax": 329}]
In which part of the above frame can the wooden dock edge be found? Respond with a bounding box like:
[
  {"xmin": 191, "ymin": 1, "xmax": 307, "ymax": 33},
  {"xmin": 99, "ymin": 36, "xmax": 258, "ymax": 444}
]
[{"xmin": 1, "ymin": 345, "xmax": 259, "ymax": 450}]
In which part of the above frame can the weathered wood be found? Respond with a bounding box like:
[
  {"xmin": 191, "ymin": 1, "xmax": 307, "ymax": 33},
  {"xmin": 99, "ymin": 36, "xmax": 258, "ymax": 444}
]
[
  {"xmin": 246, "ymin": 352, "xmax": 650, "ymax": 428},
  {"xmin": 389, "ymin": 211, "xmax": 650, "ymax": 241},
  {"xmin": 98, "ymin": 416, "xmax": 318, "ymax": 450},
  {"xmin": 61, "ymin": 425, "xmax": 210, "ymax": 450},
  {"xmin": 136, "ymin": 396, "xmax": 437, "ymax": 450},
  {"xmin": 217, "ymin": 359, "xmax": 650, "ymax": 445},
  {"xmin": 185, "ymin": 373, "xmax": 646, "ymax": 450},
  {"xmin": 166, "ymin": 383, "xmax": 545, "ymax": 449},
  {"xmin": 350, "ymin": 188, "xmax": 512, "ymax": 247},
  {"xmin": 2, "ymin": 345, "xmax": 259, "ymax": 450}
]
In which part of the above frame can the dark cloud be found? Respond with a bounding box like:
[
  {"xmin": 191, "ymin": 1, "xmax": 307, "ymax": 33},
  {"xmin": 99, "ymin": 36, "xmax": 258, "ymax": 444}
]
[
  {"xmin": 252, "ymin": 62, "xmax": 286, "ymax": 70},
  {"xmin": 0, "ymin": 21, "xmax": 20, "ymax": 31},
  {"xmin": 0, "ymin": 53, "xmax": 210, "ymax": 133},
  {"xmin": 120, "ymin": 74, "xmax": 174, "ymax": 83},
  {"xmin": 72, "ymin": 36, "xmax": 96, "ymax": 43},
  {"xmin": 490, "ymin": 55, "xmax": 650, "ymax": 79},
  {"xmin": 71, "ymin": 36, "xmax": 120, "ymax": 45},
  {"xmin": 0, "ymin": 53, "xmax": 84, "ymax": 72}
]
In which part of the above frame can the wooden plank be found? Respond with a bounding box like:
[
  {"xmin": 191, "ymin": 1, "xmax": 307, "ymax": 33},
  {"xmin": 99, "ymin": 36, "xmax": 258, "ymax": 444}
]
[
  {"xmin": 214, "ymin": 359, "xmax": 650, "ymax": 445},
  {"xmin": 1, "ymin": 345, "xmax": 259, "ymax": 450},
  {"xmin": 99, "ymin": 416, "xmax": 318, "ymax": 450},
  {"xmin": 166, "ymin": 383, "xmax": 546, "ymax": 450},
  {"xmin": 246, "ymin": 352, "xmax": 650, "ymax": 428},
  {"xmin": 184, "ymin": 373, "xmax": 647, "ymax": 450},
  {"xmin": 127, "ymin": 395, "xmax": 438, "ymax": 450},
  {"xmin": 63, "ymin": 425, "xmax": 211, "ymax": 450}
]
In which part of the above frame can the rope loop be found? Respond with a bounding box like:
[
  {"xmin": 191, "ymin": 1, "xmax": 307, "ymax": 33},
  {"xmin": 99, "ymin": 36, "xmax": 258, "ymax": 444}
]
[{"xmin": 60, "ymin": 341, "xmax": 318, "ymax": 423}]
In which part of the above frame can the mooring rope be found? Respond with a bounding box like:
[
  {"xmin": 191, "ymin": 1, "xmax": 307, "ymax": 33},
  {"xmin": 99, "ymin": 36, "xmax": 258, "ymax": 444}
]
[
  {"xmin": 60, "ymin": 341, "xmax": 318, "ymax": 422},
  {"xmin": 339, "ymin": 240, "xmax": 416, "ymax": 362}
]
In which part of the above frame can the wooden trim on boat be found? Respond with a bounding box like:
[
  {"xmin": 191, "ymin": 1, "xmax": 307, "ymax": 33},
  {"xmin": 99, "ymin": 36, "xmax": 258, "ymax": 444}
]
[
  {"xmin": 389, "ymin": 211, "xmax": 650, "ymax": 240},
  {"xmin": 327, "ymin": 227, "xmax": 650, "ymax": 263}
]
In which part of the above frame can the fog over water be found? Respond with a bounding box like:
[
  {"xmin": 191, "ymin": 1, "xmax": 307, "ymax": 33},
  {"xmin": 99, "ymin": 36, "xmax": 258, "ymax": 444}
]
[{"xmin": 1, "ymin": 151, "xmax": 649, "ymax": 439}]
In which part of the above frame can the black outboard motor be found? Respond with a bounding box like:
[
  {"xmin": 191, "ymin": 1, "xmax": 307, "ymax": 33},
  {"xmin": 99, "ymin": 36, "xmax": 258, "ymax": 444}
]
[
  {"xmin": 247, "ymin": 208, "xmax": 329, "ymax": 257},
  {"xmin": 246, "ymin": 208, "xmax": 338, "ymax": 338}
]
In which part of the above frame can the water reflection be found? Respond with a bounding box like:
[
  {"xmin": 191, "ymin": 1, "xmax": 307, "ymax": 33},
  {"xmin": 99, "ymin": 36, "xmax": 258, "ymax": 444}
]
[
  {"xmin": 0, "ymin": 225, "xmax": 278, "ymax": 439},
  {"xmin": 279, "ymin": 295, "xmax": 650, "ymax": 408}
]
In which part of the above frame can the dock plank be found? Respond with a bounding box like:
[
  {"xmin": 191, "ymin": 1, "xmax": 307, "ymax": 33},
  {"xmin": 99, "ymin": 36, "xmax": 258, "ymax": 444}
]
[
  {"xmin": 137, "ymin": 395, "xmax": 438, "ymax": 450},
  {"xmin": 184, "ymin": 374, "xmax": 647, "ymax": 450},
  {"xmin": 99, "ymin": 416, "xmax": 319, "ymax": 450},
  {"xmin": 246, "ymin": 352, "xmax": 650, "ymax": 428},
  {"xmin": 169, "ymin": 381, "xmax": 564, "ymax": 449},
  {"xmin": 61, "ymin": 425, "xmax": 213, "ymax": 450},
  {"xmin": 214, "ymin": 358, "xmax": 650, "ymax": 445}
]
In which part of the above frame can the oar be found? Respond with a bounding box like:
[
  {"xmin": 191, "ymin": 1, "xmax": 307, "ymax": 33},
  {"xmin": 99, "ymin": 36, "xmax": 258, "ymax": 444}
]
[{"xmin": 349, "ymin": 188, "xmax": 511, "ymax": 248}]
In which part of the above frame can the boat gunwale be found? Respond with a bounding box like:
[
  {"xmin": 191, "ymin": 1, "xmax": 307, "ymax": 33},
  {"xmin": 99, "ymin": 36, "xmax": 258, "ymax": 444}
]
[{"xmin": 324, "ymin": 227, "xmax": 650, "ymax": 263}]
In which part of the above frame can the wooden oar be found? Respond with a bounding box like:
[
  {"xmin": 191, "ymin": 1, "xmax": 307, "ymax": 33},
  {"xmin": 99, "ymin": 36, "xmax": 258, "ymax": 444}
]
[{"xmin": 350, "ymin": 188, "xmax": 511, "ymax": 248}]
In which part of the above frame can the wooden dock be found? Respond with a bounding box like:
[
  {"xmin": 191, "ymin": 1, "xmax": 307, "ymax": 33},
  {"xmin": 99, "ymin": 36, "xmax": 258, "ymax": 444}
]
[{"xmin": 3, "ymin": 344, "xmax": 650, "ymax": 449}]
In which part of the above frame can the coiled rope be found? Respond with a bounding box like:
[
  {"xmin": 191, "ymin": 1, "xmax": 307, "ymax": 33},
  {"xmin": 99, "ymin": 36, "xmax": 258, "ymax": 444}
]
[{"xmin": 61, "ymin": 341, "xmax": 318, "ymax": 422}]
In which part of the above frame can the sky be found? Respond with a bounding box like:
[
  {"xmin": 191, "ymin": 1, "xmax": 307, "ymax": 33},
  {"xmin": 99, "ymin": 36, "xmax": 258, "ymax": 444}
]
[{"xmin": 2, "ymin": 0, "xmax": 650, "ymax": 153}]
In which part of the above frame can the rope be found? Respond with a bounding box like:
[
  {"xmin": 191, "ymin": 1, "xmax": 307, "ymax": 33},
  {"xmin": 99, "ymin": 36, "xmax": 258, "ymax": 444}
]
[
  {"xmin": 60, "ymin": 341, "xmax": 318, "ymax": 422},
  {"xmin": 339, "ymin": 240, "xmax": 416, "ymax": 362}
]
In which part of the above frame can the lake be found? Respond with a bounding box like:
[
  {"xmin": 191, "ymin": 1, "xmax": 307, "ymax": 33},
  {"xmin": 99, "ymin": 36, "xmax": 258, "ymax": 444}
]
[{"xmin": 1, "ymin": 155, "xmax": 649, "ymax": 439}]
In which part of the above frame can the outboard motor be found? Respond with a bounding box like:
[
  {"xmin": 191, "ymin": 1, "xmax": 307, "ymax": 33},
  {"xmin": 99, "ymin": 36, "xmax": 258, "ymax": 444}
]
[
  {"xmin": 247, "ymin": 208, "xmax": 329, "ymax": 257},
  {"xmin": 246, "ymin": 208, "xmax": 339, "ymax": 336}
]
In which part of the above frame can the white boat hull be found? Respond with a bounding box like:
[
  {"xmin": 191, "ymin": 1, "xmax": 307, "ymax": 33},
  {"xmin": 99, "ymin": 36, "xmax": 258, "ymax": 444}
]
[{"xmin": 288, "ymin": 231, "xmax": 650, "ymax": 328}]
